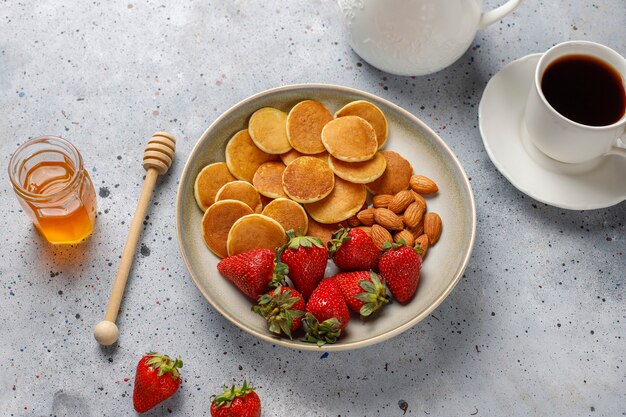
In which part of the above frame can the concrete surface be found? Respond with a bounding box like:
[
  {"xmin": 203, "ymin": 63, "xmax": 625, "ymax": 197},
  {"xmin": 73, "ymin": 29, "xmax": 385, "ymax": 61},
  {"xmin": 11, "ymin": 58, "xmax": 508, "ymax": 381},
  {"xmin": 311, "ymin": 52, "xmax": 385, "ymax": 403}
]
[{"xmin": 0, "ymin": 0, "xmax": 624, "ymax": 416}]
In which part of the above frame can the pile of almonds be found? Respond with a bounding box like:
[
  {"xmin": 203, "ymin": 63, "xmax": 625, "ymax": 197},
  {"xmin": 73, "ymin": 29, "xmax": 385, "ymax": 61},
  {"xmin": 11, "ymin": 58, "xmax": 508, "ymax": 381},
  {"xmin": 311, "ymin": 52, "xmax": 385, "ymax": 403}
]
[{"xmin": 348, "ymin": 175, "xmax": 442, "ymax": 255}]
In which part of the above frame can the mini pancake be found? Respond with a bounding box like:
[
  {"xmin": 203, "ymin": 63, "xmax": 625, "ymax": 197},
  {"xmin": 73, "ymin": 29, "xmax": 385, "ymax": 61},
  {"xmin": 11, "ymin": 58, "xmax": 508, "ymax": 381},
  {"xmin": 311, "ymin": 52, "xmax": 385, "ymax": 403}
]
[
  {"xmin": 225, "ymin": 129, "xmax": 278, "ymax": 182},
  {"xmin": 327, "ymin": 152, "xmax": 387, "ymax": 184},
  {"xmin": 304, "ymin": 177, "xmax": 366, "ymax": 224},
  {"xmin": 286, "ymin": 100, "xmax": 333, "ymax": 154},
  {"xmin": 321, "ymin": 116, "xmax": 378, "ymax": 162},
  {"xmin": 193, "ymin": 162, "xmax": 236, "ymax": 211},
  {"xmin": 262, "ymin": 198, "xmax": 308, "ymax": 235},
  {"xmin": 335, "ymin": 100, "xmax": 388, "ymax": 148},
  {"xmin": 306, "ymin": 216, "xmax": 342, "ymax": 246},
  {"xmin": 252, "ymin": 161, "xmax": 287, "ymax": 199},
  {"xmin": 280, "ymin": 148, "xmax": 328, "ymax": 166},
  {"xmin": 366, "ymin": 150, "xmax": 414, "ymax": 195},
  {"xmin": 201, "ymin": 200, "xmax": 253, "ymax": 258},
  {"xmin": 215, "ymin": 180, "xmax": 263, "ymax": 213},
  {"xmin": 226, "ymin": 214, "xmax": 288, "ymax": 256},
  {"xmin": 248, "ymin": 107, "xmax": 292, "ymax": 154},
  {"xmin": 282, "ymin": 156, "xmax": 335, "ymax": 203}
]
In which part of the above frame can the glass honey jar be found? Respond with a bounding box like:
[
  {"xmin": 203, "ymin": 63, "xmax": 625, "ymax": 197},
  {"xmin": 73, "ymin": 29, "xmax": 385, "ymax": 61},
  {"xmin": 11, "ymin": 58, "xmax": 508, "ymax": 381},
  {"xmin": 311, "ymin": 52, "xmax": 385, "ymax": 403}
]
[{"xmin": 8, "ymin": 136, "xmax": 97, "ymax": 244}]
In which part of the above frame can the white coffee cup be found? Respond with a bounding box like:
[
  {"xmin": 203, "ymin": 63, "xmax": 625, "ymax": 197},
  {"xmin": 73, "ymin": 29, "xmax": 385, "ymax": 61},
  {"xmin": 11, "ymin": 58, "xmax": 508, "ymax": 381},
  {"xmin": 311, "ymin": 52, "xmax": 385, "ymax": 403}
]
[{"xmin": 522, "ymin": 41, "xmax": 626, "ymax": 164}]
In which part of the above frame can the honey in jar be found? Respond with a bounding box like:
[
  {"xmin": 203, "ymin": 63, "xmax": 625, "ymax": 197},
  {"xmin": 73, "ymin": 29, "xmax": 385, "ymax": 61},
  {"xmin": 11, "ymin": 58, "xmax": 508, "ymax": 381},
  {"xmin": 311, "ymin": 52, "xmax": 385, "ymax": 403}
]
[{"xmin": 8, "ymin": 136, "xmax": 96, "ymax": 244}]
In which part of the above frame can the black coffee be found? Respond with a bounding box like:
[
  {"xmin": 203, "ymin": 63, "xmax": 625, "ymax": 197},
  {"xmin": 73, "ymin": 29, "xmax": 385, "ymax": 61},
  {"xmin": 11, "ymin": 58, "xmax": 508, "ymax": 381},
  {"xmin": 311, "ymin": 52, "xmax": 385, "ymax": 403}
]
[{"xmin": 541, "ymin": 54, "xmax": 625, "ymax": 126}]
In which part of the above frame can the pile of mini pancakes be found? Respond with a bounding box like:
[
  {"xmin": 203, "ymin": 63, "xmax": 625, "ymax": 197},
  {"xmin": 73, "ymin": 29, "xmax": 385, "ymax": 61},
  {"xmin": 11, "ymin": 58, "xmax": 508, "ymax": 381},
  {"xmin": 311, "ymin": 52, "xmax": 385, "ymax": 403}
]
[{"xmin": 194, "ymin": 99, "xmax": 415, "ymax": 259}]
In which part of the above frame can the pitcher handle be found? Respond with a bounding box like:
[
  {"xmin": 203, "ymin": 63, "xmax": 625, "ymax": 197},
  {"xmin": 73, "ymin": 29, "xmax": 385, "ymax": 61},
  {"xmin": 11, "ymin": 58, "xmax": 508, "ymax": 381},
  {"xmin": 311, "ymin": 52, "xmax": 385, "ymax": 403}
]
[{"xmin": 479, "ymin": 0, "xmax": 523, "ymax": 29}]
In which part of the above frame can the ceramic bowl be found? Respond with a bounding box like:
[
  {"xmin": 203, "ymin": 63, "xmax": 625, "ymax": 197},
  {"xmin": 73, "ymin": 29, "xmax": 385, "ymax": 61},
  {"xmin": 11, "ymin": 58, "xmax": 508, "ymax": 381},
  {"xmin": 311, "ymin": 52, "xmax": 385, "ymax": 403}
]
[{"xmin": 176, "ymin": 84, "xmax": 476, "ymax": 351}]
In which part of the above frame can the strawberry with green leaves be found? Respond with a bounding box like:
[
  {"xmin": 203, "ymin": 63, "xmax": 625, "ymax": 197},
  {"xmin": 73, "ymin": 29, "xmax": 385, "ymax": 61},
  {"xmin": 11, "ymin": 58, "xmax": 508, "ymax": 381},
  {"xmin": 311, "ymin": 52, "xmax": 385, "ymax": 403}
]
[
  {"xmin": 210, "ymin": 380, "xmax": 261, "ymax": 417},
  {"xmin": 252, "ymin": 285, "xmax": 305, "ymax": 338},
  {"xmin": 217, "ymin": 248, "xmax": 287, "ymax": 300},
  {"xmin": 334, "ymin": 271, "xmax": 389, "ymax": 317},
  {"xmin": 280, "ymin": 230, "xmax": 328, "ymax": 299},
  {"xmin": 133, "ymin": 352, "xmax": 183, "ymax": 413},
  {"xmin": 378, "ymin": 242, "xmax": 422, "ymax": 304},
  {"xmin": 302, "ymin": 278, "xmax": 350, "ymax": 346},
  {"xmin": 329, "ymin": 226, "xmax": 380, "ymax": 271}
]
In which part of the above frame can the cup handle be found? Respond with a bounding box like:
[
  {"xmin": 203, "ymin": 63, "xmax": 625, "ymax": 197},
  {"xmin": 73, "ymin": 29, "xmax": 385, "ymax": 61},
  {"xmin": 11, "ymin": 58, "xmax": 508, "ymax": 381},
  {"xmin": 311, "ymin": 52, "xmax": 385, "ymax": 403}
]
[
  {"xmin": 607, "ymin": 133, "xmax": 626, "ymax": 158},
  {"xmin": 479, "ymin": 0, "xmax": 523, "ymax": 29}
]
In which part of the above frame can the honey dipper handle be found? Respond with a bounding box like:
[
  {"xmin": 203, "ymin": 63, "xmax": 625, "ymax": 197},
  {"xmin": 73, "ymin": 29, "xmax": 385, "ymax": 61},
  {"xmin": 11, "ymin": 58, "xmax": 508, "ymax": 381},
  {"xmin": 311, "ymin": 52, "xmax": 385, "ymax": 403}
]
[
  {"xmin": 94, "ymin": 132, "xmax": 175, "ymax": 346},
  {"xmin": 104, "ymin": 168, "xmax": 158, "ymax": 323}
]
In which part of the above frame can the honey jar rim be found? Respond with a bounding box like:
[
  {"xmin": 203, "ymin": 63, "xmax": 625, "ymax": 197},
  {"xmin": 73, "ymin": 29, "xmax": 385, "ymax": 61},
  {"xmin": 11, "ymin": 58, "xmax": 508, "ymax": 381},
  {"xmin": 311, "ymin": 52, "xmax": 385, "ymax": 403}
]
[{"xmin": 8, "ymin": 135, "xmax": 85, "ymax": 202}]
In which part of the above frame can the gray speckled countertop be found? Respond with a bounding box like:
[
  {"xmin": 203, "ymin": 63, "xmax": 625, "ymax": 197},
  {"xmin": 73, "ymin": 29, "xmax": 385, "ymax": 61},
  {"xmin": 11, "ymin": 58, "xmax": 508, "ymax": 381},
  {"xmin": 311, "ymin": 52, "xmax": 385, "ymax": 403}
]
[{"xmin": 1, "ymin": 1, "xmax": 625, "ymax": 416}]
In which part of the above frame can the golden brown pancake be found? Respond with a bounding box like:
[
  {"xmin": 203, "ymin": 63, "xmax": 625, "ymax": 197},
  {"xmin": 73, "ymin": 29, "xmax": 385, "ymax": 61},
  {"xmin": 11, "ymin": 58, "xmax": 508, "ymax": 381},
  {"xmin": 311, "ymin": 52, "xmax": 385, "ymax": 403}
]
[
  {"xmin": 335, "ymin": 100, "xmax": 388, "ymax": 148},
  {"xmin": 366, "ymin": 150, "xmax": 413, "ymax": 195},
  {"xmin": 226, "ymin": 214, "xmax": 288, "ymax": 256},
  {"xmin": 252, "ymin": 161, "xmax": 288, "ymax": 199},
  {"xmin": 225, "ymin": 129, "xmax": 278, "ymax": 182},
  {"xmin": 248, "ymin": 107, "xmax": 292, "ymax": 154},
  {"xmin": 321, "ymin": 116, "xmax": 378, "ymax": 162},
  {"xmin": 327, "ymin": 152, "xmax": 387, "ymax": 184},
  {"xmin": 280, "ymin": 148, "xmax": 328, "ymax": 166},
  {"xmin": 193, "ymin": 162, "xmax": 236, "ymax": 211},
  {"xmin": 306, "ymin": 216, "xmax": 342, "ymax": 246},
  {"xmin": 201, "ymin": 200, "xmax": 253, "ymax": 258},
  {"xmin": 286, "ymin": 100, "xmax": 334, "ymax": 154},
  {"xmin": 282, "ymin": 156, "xmax": 335, "ymax": 203},
  {"xmin": 262, "ymin": 198, "xmax": 308, "ymax": 235},
  {"xmin": 304, "ymin": 177, "xmax": 366, "ymax": 224},
  {"xmin": 215, "ymin": 180, "xmax": 263, "ymax": 213}
]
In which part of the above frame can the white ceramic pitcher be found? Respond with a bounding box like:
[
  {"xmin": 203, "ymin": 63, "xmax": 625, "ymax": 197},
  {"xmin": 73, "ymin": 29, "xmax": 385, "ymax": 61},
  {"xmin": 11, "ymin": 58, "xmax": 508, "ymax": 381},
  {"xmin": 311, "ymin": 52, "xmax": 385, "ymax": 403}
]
[{"xmin": 338, "ymin": 0, "xmax": 523, "ymax": 76}]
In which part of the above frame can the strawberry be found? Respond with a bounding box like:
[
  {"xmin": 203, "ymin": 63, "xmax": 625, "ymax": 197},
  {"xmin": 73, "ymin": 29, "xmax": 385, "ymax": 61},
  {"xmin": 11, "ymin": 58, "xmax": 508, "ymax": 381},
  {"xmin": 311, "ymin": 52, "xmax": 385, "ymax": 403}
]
[
  {"xmin": 329, "ymin": 226, "xmax": 380, "ymax": 271},
  {"xmin": 133, "ymin": 352, "xmax": 183, "ymax": 413},
  {"xmin": 279, "ymin": 230, "xmax": 328, "ymax": 299},
  {"xmin": 252, "ymin": 285, "xmax": 305, "ymax": 338},
  {"xmin": 378, "ymin": 243, "xmax": 422, "ymax": 304},
  {"xmin": 334, "ymin": 271, "xmax": 389, "ymax": 317},
  {"xmin": 210, "ymin": 380, "xmax": 261, "ymax": 417},
  {"xmin": 302, "ymin": 278, "xmax": 350, "ymax": 345},
  {"xmin": 217, "ymin": 249, "xmax": 287, "ymax": 300}
]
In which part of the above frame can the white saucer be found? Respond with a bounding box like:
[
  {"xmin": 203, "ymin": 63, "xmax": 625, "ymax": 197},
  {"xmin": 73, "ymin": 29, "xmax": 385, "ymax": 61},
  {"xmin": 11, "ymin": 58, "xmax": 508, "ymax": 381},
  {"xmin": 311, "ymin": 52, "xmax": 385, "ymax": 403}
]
[{"xmin": 478, "ymin": 53, "xmax": 626, "ymax": 210}]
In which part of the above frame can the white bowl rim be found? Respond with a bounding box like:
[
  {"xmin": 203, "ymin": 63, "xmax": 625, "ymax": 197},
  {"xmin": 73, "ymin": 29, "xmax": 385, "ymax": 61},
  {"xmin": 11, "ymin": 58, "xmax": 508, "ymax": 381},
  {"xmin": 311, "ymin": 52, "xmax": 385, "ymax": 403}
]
[{"xmin": 176, "ymin": 83, "xmax": 477, "ymax": 351}]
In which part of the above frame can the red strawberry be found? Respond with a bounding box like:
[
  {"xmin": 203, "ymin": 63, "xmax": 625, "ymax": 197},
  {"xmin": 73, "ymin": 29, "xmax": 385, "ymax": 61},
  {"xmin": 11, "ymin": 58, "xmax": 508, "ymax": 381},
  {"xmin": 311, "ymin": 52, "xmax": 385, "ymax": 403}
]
[
  {"xmin": 378, "ymin": 243, "xmax": 422, "ymax": 304},
  {"xmin": 252, "ymin": 286, "xmax": 305, "ymax": 338},
  {"xmin": 217, "ymin": 249, "xmax": 287, "ymax": 300},
  {"xmin": 303, "ymin": 278, "xmax": 350, "ymax": 345},
  {"xmin": 280, "ymin": 231, "xmax": 328, "ymax": 299},
  {"xmin": 334, "ymin": 271, "xmax": 389, "ymax": 317},
  {"xmin": 133, "ymin": 352, "xmax": 183, "ymax": 413},
  {"xmin": 210, "ymin": 380, "xmax": 261, "ymax": 417},
  {"xmin": 329, "ymin": 226, "xmax": 380, "ymax": 271}
]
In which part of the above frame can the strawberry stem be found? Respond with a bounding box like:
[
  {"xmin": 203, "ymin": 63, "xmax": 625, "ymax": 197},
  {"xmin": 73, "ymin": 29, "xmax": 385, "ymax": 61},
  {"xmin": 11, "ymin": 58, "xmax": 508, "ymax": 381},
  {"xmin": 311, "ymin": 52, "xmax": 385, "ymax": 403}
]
[
  {"xmin": 301, "ymin": 313, "xmax": 342, "ymax": 346},
  {"xmin": 211, "ymin": 380, "xmax": 255, "ymax": 409},
  {"xmin": 144, "ymin": 352, "xmax": 183, "ymax": 380}
]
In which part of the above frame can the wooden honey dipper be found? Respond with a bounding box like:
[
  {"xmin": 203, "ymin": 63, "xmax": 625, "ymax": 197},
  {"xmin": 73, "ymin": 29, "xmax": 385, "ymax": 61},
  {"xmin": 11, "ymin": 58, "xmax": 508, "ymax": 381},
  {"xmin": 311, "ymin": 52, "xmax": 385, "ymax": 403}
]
[{"xmin": 94, "ymin": 132, "xmax": 176, "ymax": 346}]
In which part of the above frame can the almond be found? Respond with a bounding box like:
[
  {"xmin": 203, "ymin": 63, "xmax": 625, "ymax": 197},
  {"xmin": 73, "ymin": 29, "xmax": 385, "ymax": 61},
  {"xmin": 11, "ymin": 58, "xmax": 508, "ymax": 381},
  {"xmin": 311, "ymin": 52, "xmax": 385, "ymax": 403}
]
[
  {"xmin": 406, "ymin": 219, "xmax": 424, "ymax": 239},
  {"xmin": 394, "ymin": 229, "xmax": 415, "ymax": 247},
  {"xmin": 357, "ymin": 208, "xmax": 376, "ymax": 226},
  {"xmin": 371, "ymin": 224, "xmax": 393, "ymax": 250},
  {"xmin": 372, "ymin": 194, "xmax": 393, "ymax": 209},
  {"xmin": 411, "ymin": 190, "xmax": 427, "ymax": 208},
  {"xmin": 374, "ymin": 208, "xmax": 404, "ymax": 231},
  {"xmin": 410, "ymin": 175, "xmax": 438, "ymax": 194},
  {"xmin": 415, "ymin": 234, "xmax": 429, "ymax": 257},
  {"xmin": 355, "ymin": 226, "xmax": 372, "ymax": 238},
  {"xmin": 388, "ymin": 190, "xmax": 414, "ymax": 214},
  {"xmin": 403, "ymin": 202, "xmax": 425, "ymax": 228},
  {"xmin": 424, "ymin": 212, "xmax": 442, "ymax": 244}
]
